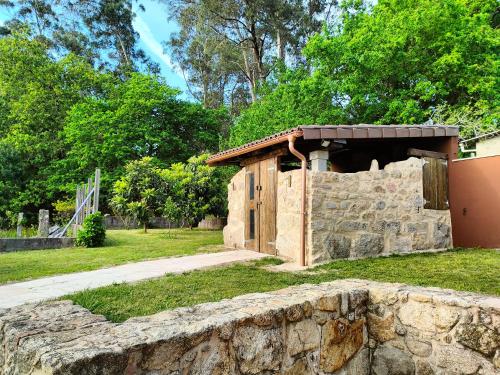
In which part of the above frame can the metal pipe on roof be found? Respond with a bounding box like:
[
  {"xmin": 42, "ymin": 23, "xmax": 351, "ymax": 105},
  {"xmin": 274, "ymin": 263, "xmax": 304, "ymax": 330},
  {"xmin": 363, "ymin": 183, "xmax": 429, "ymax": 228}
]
[{"xmin": 288, "ymin": 134, "xmax": 307, "ymax": 267}]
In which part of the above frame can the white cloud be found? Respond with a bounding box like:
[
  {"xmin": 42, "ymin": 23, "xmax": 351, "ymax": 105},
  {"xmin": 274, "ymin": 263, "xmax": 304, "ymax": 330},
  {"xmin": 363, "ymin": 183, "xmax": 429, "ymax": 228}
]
[{"xmin": 133, "ymin": 15, "xmax": 184, "ymax": 77}]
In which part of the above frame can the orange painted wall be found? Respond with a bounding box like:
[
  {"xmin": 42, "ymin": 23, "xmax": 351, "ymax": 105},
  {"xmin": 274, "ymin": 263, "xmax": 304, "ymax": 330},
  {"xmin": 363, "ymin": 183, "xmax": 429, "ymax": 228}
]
[{"xmin": 449, "ymin": 155, "xmax": 500, "ymax": 248}]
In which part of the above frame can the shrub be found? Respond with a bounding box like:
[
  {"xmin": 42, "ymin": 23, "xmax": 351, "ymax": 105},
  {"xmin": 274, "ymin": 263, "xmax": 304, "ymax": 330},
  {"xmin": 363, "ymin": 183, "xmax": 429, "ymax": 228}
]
[
  {"xmin": 76, "ymin": 212, "xmax": 106, "ymax": 247},
  {"xmin": 52, "ymin": 199, "xmax": 75, "ymax": 225}
]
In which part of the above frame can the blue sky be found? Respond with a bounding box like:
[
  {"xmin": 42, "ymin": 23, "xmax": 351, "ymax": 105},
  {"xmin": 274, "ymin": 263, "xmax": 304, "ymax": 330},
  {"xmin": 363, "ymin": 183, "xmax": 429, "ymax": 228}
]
[
  {"xmin": 0, "ymin": 0, "xmax": 189, "ymax": 95},
  {"xmin": 132, "ymin": 0, "xmax": 188, "ymax": 94}
]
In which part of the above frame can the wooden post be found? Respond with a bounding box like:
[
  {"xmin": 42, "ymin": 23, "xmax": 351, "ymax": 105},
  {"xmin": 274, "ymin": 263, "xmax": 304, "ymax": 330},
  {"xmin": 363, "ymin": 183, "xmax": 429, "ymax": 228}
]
[
  {"xmin": 80, "ymin": 184, "xmax": 86, "ymax": 224},
  {"xmin": 75, "ymin": 186, "xmax": 80, "ymax": 226},
  {"xmin": 86, "ymin": 178, "xmax": 93, "ymax": 218},
  {"xmin": 93, "ymin": 168, "xmax": 100, "ymax": 213}
]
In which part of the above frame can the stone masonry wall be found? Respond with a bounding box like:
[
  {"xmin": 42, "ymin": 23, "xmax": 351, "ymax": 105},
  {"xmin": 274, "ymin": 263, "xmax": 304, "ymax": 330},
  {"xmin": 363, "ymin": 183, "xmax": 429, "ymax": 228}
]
[
  {"xmin": 276, "ymin": 169, "xmax": 303, "ymax": 260},
  {"xmin": 364, "ymin": 280, "xmax": 500, "ymax": 375},
  {"xmin": 1, "ymin": 280, "xmax": 498, "ymax": 374},
  {"xmin": 308, "ymin": 157, "xmax": 452, "ymax": 264},
  {"xmin": 223, "ymin": 168, "xmax": 246, "ymax": 249}
]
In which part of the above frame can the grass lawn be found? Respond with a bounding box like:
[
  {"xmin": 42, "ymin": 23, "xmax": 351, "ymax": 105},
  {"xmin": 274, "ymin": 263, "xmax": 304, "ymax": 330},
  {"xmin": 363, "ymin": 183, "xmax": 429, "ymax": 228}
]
[
  {"xmin": 67, "ymin": 248, "xmax": 500, "ymax": 323},
  {"xmin": 0, "ymin": 229, "xmax": 222, "ymax": 284}
]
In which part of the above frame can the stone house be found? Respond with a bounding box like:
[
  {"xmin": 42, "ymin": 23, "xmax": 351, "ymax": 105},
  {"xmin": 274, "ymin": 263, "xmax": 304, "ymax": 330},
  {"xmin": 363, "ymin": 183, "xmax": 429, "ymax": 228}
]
[{"xmin": 207, "ymin": 125, "xmax": 459, "ymax": 266}]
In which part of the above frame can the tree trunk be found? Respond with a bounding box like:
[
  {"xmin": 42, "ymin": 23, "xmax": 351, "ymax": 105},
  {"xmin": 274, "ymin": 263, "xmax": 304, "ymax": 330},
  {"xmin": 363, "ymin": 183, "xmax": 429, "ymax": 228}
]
[
  {"xmin": 276, "ymin": 29, "xmax": 285, "ymax": 60},
  {"xmin": 242, "ymin": 48, "xmax": 257, "ymax": 102},
  {"xmin": 143, "ymin": 222, "xmax": 147, "ymax": 233},
  {"xmin": 116, "ymin": 33, "xmax": 130, "ymax": 66}
]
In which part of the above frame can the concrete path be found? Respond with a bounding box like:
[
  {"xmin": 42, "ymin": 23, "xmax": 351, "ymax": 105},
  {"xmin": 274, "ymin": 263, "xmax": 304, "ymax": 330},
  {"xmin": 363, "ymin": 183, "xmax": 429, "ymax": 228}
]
[{"xmin": 0, "ymin": 250, "xmax": 269, "ymax": 309}]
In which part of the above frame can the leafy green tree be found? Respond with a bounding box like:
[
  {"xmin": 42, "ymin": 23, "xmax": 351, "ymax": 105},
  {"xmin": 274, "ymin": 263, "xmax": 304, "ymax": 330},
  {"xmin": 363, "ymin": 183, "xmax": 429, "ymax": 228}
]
[
  {"xmin": 229, "ymin": 67, "xmax": 343, "ymax": 146},
  {"xmin": 0, "ymin": 141, "xmax": 27, "ymax": 227},
  {"xmin": 0, "ymin": 31, "xmax": 106, "ymax": 225},
  {"xmin": 110, "ymin": 157, "xmax": 167, "ymax": 232},
  {"xmin": 61, "ymin": 73, "xmax": 225, "ymax": 209},
  {"xmin": 430, "ymin": 104, "xmax": 498, "ymax": 140},
  {"xmin": 305, "ymin": 0, "xmax": 499, "ymax": 124},
  {"xmin": 0, "ymin": 32, "xmax": 225, "ymax": 227},
  {"xmin": 230, "ymin": 0, "xmax": 499, "ymax": 145},
  {"xmin": 0, "ymin": 0, "xmax": 157, "ymax": 73},
  {"xmin": 161, "ymin": 154, "xmax": 229, "ymax": 228},
  {"xmin": 162, "ymin": 196, "xmax": 182, "ymax": 228}
]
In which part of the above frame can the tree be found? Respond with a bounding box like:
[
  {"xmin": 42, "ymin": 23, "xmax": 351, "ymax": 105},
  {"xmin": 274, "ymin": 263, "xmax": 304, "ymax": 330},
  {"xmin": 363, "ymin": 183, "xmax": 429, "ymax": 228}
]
[
  {"xmin": 110, "ymin": 155, "xmax": 228, "ymax": 231},
  {"xmin": 0, "ymin": 31, "xmax": 105, "ymax": 225},
  {"xmin": 110, "ymin": 157, "xmax": 167, "ymax": 232},
  {"xmin": 0, "ymin": 0, "xmax": 157, "ymax": 73},
  {"xmin": 60, "ymin": 73, "xmax": 225, "ymax": 210},
  {"xmin": 230, "ymin": 0, "xmax": 499, "ymax": 145},
  {"xmin": 161, "ymin": 156, "xmax": 208, "ymax": 229},
  {"xmin": 0, "ymin": 142, "xmax": 26, "ymax": 227},
  {"xmin": 229, "ymin": 66, "xmax": 343, "ymax": 146},
  {"xmin": 168, "ymin": 12, "xmax": 247, "ymax": 110},
  {"xmin": 304, "ymin": 0, "xmax": 499, "ymax": 124},
  {"xmin": 163, "ymin": 0, "xmax": 334, "ymax": 108},
  {"xmin": 0, "ymin": 32, "xmax": 226, "ymax": 226},
  {"xmin": 161, "ymin": 154, "xmax": 229, "ymax": 228}
]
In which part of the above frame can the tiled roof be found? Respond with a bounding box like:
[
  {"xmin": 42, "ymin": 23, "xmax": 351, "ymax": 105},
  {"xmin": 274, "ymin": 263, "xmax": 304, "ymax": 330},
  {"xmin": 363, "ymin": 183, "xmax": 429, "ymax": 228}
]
[{"xmin": 207, "ymin": 124, "xmax": 459, "ymax": 165}]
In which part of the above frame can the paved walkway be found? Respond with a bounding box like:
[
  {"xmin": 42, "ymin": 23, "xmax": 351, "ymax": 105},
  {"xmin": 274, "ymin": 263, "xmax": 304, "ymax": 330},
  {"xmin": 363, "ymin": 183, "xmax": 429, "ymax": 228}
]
[{"xmin": 0, "ymin": 250, "xmax": 269, "ymax": 309}]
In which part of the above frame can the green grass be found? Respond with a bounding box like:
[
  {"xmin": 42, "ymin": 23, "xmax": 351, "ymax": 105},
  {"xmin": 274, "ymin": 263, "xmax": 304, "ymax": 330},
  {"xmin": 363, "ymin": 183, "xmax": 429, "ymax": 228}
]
[
  {"xmin": 0, "ymin": 229, "xmax": 223, "ymax": 284},
  {"xmin": 0, "ymin": 227, "xmax": 38, "ymax": 238},
  {"xmin": 67, "ymin": 248, "xmax": 500, "ymax": 323}
]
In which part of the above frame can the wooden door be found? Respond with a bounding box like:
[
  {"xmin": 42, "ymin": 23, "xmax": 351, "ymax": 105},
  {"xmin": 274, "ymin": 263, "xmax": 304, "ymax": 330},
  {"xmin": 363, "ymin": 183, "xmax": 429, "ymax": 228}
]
[
  {"xmin": 244, "ymin": 162, "xmax": 259, "ymax": 251},
  {"xmin": 423, "ymin": 157, "xmax": 449, "ymax": 210},
  {"xmin": 258, "ymin": 157, "xmax": 277, "ymax": 254},
  {"xmin": 244, "ymin": 157, "xmax": 278, "ymax": 254}
]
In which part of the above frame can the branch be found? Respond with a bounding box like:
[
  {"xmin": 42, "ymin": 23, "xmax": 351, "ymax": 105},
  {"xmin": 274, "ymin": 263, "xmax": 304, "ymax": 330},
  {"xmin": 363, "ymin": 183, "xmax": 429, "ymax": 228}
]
[
  {"xmin": 206, "ymin": 7, "xmax": 252, "ymax": 35},
  {"xmin": 209, "ymin": 25, "xmax": 248, "ymax": 46}
]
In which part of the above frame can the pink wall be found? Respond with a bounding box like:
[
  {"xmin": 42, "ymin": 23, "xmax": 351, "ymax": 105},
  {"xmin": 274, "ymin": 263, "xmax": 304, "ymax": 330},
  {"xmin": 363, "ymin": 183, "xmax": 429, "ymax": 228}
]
[{"xmin": 449, "ymin": 155, "xmax": 500, "ymax": 248}]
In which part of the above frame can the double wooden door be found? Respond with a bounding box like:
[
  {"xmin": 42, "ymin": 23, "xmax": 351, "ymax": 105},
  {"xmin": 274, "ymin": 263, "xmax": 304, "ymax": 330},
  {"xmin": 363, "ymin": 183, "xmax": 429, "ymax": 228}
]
[{"xmin": 245, "ymin": 157, "xmax": 277, "ymax": 254}]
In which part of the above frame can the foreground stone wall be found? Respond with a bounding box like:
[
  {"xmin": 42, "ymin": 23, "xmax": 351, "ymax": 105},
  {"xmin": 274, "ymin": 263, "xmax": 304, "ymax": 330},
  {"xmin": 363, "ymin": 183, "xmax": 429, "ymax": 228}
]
[
  {"xmin": 223, "ymin": 168, "xmax": 246, "ymax": 249},
  {"xmin": 1, "ymin": 280, "xmax": 498, "ymax": 374},
  {"xmin": 365, "ymin": 281, "xmax": 499, "ymax": 375},
  {"xmin": 308, "ymin": 158, "xmax": 452, "ymax": 264}
]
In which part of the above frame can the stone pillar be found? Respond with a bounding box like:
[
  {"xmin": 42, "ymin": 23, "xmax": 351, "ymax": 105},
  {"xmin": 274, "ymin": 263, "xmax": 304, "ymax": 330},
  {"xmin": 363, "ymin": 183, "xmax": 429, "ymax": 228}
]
[
  {"xmin": 309, "ymin": 150, "xmax": 329, "ymax": 172},
  {"xmin": 16, "ymin": 213, "xmax": 23, "ymax": 238},
  {"xmin": 38, "ymin": 209, "xmax": 50, "ymax": 237}
]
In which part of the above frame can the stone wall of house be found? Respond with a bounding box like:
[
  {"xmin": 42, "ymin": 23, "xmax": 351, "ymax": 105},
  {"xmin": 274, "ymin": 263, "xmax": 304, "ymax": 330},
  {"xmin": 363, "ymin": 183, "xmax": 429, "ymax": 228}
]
[
  {"xmin": 276, "ymin": 169, "xmax": 303, "ymax": 260},
  {"xmin": 223, "ymin": 168, "xmax": 246, "ymax": 249},
  {"xmin": 1, "ymin": 280, "xmax": 498, "ymax": 374},
  {"xmin": 308, "ymin": 157, "xmax": 453, "ymax": 264}
]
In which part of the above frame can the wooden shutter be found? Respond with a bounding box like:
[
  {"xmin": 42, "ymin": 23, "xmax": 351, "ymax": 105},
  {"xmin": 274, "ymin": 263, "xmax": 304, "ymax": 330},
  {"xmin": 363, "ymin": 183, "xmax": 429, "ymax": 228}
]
[{"xmin": 423, "ymin": 157, "xmax": 449, "ymax": 210}]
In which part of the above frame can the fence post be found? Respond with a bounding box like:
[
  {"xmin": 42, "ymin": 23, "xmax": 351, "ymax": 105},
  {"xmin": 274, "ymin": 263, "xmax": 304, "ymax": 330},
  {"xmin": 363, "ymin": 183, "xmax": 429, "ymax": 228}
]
[
  {"xmin": 75, "ymin": 185, "xmax": 80, "ymax": 226},
  {"xmin": 93, "ymin": 168, "xmax": 100, "ymax": 213},
  {"xmin": 86, "ymin": 178, "xmax": 93, "ymax": 218},
  {"xmin": 80, "ymin": 184, "xmax": 86, "ymax": 225},
  {"xmin": 16, "ymin": 213, "xmax": 23, "ymax": 238},
  {"xmin": 37, "ymin": 209, "xmax": 50, "ymax": 237}
]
